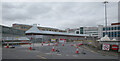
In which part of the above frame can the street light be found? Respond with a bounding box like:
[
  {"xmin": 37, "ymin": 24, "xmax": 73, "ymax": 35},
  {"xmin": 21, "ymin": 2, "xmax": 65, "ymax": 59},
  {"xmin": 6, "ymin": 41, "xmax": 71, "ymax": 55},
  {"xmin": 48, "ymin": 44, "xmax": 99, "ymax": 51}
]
[{"xmin": 103, "ymin": 1, "xmax": 108, "ymax": 36}]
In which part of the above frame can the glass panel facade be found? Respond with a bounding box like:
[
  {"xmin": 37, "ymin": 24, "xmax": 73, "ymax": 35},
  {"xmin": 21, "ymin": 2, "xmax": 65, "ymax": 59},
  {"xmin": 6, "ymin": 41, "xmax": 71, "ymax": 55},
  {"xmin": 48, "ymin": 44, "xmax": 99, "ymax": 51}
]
[
  {"xmin": 2, "ymin": 26, "xmax": 25, "ymax": 36},
  {"xmin": 103, "ymin": 32, "xmax": 105, "ymax": 37},
  {"xmin": 103, "ymin": 28, "xmax": 105, "ymax": 31},
  {"xmin": 118, "ymin": 32, "xmax": 120, "ymax": 37},
  {"xmin": 103, "ymin": 26, "xmax": 120, "ymax": 37},
  {"xmin": 118, "ymin": 26, "xmax": 120, "ymax": 30},
  {"xmin": 80, "ymin": 27, "xmax": 83, "ymax": 34}
]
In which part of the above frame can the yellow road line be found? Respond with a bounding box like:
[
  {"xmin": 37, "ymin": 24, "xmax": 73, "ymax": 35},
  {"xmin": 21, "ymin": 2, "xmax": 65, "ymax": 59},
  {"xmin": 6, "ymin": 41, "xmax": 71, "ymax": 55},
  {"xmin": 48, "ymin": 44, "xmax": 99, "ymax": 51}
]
[{"xmin": 37, "ymin": 55, "xmax": 47, "ymax": 59}]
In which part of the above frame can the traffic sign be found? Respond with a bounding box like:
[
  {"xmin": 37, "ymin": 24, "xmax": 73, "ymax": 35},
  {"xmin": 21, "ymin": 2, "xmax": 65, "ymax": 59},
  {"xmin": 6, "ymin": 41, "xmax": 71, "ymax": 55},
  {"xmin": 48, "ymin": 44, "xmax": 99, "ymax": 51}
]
[
  {"xmin": 102, "ymin": 43, "xmax": 110, "ymax": 51},
  {"xmin": 112, "ymin": 45, "xmax": 118, "ymax": 50}
]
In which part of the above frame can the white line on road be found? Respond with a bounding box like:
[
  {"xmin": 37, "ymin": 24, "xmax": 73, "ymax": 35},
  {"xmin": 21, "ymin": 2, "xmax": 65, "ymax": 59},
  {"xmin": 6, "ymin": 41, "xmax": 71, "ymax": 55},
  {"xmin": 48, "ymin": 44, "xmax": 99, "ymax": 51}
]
[
  {"xmin": 37, "ymin": 55, "xmax": 47, "ymax": 59},
  {"xmin": 73, "ymin": 55, "xmax": 78, "ymax": 57},
  {"xmin": 56, "ymin": 54, "xmax": 62, "ymax": 56},
  {"xmin": 45, "ymin": 53, "xmax": 51, "ymax": 55},
  {"xmin": 66, "ymin": 55, "xmax": 69, "ymax": 56}
]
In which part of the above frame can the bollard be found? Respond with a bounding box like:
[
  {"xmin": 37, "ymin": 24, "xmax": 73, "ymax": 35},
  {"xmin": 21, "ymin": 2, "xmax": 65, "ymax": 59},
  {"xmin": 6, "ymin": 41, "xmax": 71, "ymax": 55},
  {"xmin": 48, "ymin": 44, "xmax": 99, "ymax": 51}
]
[{"xmin": 71, "ymin": 43, "xmax": 73, "ymax": 46}]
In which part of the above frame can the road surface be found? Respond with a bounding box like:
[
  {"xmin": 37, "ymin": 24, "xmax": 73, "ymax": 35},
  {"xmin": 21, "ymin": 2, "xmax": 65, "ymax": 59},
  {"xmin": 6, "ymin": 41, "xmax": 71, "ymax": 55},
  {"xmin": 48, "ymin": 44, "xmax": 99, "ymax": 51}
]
[{"xmin": 2, "ymin": 43, "xmax": 118, "ymax": 59}]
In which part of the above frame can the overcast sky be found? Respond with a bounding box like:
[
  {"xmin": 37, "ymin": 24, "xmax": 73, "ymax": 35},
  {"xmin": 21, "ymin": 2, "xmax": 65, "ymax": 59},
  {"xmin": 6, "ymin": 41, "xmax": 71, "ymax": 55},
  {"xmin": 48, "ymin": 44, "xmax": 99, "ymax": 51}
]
[{"xmin": 2, "ymin": 2, "xmax": 118, "ymax": 30}]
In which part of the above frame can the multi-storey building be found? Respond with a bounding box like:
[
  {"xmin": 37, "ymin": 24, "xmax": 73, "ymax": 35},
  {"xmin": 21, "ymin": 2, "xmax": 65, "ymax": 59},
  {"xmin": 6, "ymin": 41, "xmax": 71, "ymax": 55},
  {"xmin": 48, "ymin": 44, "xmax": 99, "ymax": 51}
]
[
  {"xmin": 102, "ymin": 22, "xmax": 120, "ymax": 40},
  {"xmin": 66, "ymin": 26, "xmax": 99, "ymax": 37},
  {"xmin": 12, "ymin": 24, "xmax": 67, "ymax": 33}
]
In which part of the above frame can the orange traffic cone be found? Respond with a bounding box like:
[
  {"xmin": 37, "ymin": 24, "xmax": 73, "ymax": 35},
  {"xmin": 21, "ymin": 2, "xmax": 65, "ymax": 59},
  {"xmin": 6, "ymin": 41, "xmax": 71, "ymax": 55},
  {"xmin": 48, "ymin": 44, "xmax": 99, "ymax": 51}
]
[
  {"xmin": 55, "ymin": 43, "xmax": 58, "ymax": 46},
  {"xmin": 62, "ymin": 44, "xmax": 64, "ymax": 46},
  {"xmin": 71, "ymin": 43, "xmax": 73, "ymax": 46},
  {"xmin": 76, "ymin": 47, "xmax": 79, "ymax": 54},
  {"xmin": 6, "ymin": 42, "xmax": 9, "ymax": 48},
  {"xmin": 29, "ymin": 43, "xmax": 32, "ymax": 50},
  {"xmin": 52, "ymin": 47, "xmax": 55, "ymax": 52}
]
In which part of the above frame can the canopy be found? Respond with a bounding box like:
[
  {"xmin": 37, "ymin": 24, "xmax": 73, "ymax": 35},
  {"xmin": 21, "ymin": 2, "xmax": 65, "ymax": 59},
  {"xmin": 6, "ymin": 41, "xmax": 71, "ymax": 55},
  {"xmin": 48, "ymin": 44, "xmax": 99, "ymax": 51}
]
[{"xmin": 25, "ymin": 25, "xmax": 89, "ymax": 37}]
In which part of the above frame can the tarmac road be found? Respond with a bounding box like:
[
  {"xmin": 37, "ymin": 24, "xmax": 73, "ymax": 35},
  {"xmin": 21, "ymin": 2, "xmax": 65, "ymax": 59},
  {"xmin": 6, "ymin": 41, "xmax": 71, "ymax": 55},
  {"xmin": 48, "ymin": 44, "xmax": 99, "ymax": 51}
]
[{"xmin": 2, "ymin": 43, "xmax": 118, "ymax": 59}]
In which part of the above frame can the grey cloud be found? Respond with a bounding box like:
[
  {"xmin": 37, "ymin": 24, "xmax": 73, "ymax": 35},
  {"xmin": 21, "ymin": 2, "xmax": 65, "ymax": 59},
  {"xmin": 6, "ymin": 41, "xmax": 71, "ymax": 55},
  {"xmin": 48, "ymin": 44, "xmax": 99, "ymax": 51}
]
[{"xmin": 2, "ymin": 2, "xmax": 118, "ymax": 29}]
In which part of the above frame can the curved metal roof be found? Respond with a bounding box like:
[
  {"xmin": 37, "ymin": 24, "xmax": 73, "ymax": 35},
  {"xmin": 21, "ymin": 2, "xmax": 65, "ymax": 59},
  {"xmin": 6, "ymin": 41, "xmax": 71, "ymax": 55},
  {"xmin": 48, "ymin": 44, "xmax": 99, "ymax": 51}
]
[{"xmin": 25, "ymin": 25, "xmax": 89, "ymax": 37}]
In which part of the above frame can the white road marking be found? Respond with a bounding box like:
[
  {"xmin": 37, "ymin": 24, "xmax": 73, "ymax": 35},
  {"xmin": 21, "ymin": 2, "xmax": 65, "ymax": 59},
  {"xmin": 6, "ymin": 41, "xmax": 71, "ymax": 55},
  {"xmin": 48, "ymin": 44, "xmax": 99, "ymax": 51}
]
[
  {"xmin": 73, "ymin": 55, "xmax": 78, "ymax": 57},
  {"xmin": 66, "ymin": 55, "xmax": 69, "ymax": 56},
  {"xmin": 56, "ymin": 54, "xmax": 62, "ymax": 56},
  {"xmin": 37, "ymin": 55, "xmax": 47, "ymax": 59},
  {"xmin": 45, "ymin": 53, "xmax": 51, "ymax": 55}
]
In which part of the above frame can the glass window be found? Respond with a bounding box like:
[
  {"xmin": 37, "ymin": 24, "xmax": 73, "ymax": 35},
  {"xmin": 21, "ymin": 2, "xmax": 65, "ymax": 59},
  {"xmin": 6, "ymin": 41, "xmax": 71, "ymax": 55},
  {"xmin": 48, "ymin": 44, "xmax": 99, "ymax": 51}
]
[
  {"xmin": 115, "ymin": 32, "xmax": 117, "ymax": 37},
  {"xmin": 109, "ymin": 27, "xmax": 111, "ymax": 30},
  {"xmin": 112, "ymin": 32, "xmax": 114, "ymax": 37},
  {"xmin": 110, "ymin": 32, "xmax": 112, "ymax": 37},
  {"xmin": 118, "ymin": 26, "xmax": 120, "ymax": 30},
  {"xmin": 106, "ymin": 27, "xmax": 108, "ymax": 30},
  {"xmin": 21, "ymin": 26, "xmax": 28, "ymax": 29},
  {"xmin": 103, "ymin": 28, "xmax": 105, "ymax": 31},
  {"xmin": 111, "ymin": 27, "xmax": 113, "ymax": 30},
  {"xmin": 108, "ymin": 32, "xmax": 110, "ymax": 37},
  {"xmin": 115, "ymin": 27, "xmax": 117, "ymax": 30},
  {"xmin": 118, "ymin": 32, "xmax": 120, "ymax": 37},
  {"xmin": 76, "ymin": 31, "xmax": 79, "ymax": 34},
  {"xmin": 103, "ymin": 32, "xmax": 105, "ymax": 37}
]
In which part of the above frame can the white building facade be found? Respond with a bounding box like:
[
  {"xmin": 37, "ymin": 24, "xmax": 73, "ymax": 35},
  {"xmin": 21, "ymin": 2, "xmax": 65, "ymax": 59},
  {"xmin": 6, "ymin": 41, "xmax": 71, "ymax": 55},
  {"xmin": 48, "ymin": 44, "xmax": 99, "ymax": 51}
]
[{"xmin": 66, "ymin": 26, "xmax": 99, "ymax": 37}]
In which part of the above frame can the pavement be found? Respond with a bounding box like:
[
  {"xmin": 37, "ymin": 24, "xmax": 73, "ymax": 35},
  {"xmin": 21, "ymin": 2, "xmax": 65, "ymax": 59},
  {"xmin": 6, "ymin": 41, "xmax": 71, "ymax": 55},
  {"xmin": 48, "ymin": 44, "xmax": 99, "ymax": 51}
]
[{"xmin": 2, "ymin": 43, "xmax": 119, "ymax": 59}]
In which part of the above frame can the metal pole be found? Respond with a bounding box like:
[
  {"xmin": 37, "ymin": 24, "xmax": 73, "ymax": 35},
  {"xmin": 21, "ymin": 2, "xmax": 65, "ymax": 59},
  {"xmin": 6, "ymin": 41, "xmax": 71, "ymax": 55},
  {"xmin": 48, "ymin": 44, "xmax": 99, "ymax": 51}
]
[
  {"xmin": 31, "ymin": 34, "xmax": 34, "ymax": 49},
  {"xmin": 12, "ymin": 28, "xmax": 13, "ymax": 47},
  {"xmin": 103, "ymin": 1, "xmax": 108, "ymax": 35},
  {"xmin": 32, "ymin": 34, "xmax": 34, "ymax": 49}
]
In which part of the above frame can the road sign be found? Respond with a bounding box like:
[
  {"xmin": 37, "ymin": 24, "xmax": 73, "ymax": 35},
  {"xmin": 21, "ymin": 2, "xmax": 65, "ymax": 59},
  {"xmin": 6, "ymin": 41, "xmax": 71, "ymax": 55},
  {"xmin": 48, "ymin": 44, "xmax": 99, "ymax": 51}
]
[
  {"xmin": 112, "ymin": 45, "xmax": 118, "ymax": 50},
  {"xmin": 51, "ymin": 39, "xmax": 56, "ymax": 42},
  {"xmin": 102, "ymin": 43, "xmax": 110, "ymax": 51}
]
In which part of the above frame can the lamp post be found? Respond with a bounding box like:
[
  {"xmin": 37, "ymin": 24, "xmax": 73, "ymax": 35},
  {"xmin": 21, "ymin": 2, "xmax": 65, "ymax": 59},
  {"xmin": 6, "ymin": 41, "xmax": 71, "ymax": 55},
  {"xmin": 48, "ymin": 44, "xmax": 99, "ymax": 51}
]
[
  {"xmin": 103, "ymin": 1, "xmax": 108, "ymax": 35},
  {"xmin": 12, "ymin": 28, "xmax": 13, "ymax": 47}
]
